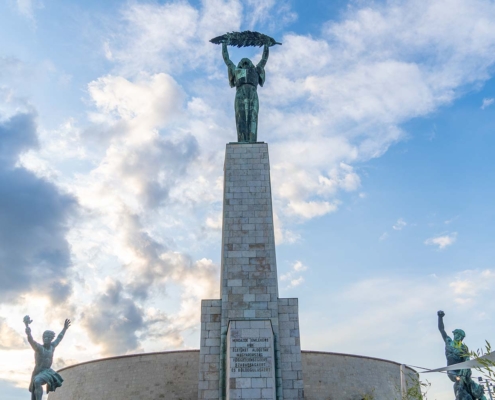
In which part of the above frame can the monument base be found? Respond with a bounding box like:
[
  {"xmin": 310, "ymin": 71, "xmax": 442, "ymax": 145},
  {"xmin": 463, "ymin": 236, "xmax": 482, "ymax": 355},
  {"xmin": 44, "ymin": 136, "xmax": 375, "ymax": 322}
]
[{"xmin": 47, "ymin": 350, "xmax": 419, "ymax": 400}]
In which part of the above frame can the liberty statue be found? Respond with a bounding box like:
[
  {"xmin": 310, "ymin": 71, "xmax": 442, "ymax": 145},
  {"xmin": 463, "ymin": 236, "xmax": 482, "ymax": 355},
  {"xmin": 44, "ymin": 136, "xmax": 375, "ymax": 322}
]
[
  {"xmin": 211, "ymin": 31, "xmax": 281, "ymax": 143},
  {"xmin": 24, "ymin": 315, "xmax": 71, "ymax": 400}
]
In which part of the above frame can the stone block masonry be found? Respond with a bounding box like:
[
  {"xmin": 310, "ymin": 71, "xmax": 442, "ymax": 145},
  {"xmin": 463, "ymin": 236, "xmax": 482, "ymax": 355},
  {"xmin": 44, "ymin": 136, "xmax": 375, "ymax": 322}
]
[
  {"xmin": 198, "ymin": 143, "xmax": 304, "ymax": 400},
  {"xmin": 277, "ymin": 299, "xmax": 304, "ymax": 399},
  {"xmin": 198, "ymin": 299, "xmax": 222, "ymax": 400}
]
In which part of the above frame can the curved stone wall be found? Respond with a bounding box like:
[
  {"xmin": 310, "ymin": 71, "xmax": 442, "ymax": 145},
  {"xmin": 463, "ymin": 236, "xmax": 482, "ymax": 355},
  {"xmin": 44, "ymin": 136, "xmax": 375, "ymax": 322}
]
[
  {"xmin": 301, "ymin": 351, "xmax": 416, "ymax": 400},
  {"xmin": 48, "ymin": 350, "xmax": 200, "ymax": 400},
  {"xmin": 48, "ymin": 350, "xmax": 416, "ymax": 400}
]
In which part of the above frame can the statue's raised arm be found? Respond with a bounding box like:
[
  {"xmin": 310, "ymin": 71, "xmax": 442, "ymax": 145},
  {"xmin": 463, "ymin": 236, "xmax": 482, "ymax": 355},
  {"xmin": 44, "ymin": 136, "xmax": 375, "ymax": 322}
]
[
  {"xmin": 222, "ymin": 42, "xmax": 235, "ymax": 68},
  {"xmin": 23, "ymin": 315, "xmax": 40, "ymax": 351},
  {"xmin": 52, "ymin": 318, "xmax": 71, "ymax": 347},
  {"xmin": 222, "ymin": 42, "xmax": 236, "ymax": 89},
  {"xmin": 437, "ymin": 310, "xmax": 450, "ymax": 343},
  {"xmin": 257, "ymin": 45, "xmax": 269, "ymax": 69}
]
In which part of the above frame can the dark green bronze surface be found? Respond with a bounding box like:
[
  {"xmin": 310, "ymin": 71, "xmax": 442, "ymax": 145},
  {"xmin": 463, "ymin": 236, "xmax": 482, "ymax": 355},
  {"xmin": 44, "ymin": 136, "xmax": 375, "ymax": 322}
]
[
  {"xmin": 212, "ymin": 31, "xmax": 281, "ymax": 143},
  {"xmin": 24, "ymin": 315, "xmax": 71, "ymax": 400},
  {"xmin": 210, "ymin": 31, "xmax": 281, "ymax": 47},
  {"xmin": 437, "ymin": 310, "xmax": 487, "ymax": 400}
]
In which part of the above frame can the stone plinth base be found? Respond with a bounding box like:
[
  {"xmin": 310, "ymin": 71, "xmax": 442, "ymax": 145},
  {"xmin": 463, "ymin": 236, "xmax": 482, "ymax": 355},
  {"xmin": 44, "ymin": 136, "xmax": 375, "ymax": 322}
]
[{"xmin": 198, "ymin": 144, "xmax": 304, "ymax": 399}]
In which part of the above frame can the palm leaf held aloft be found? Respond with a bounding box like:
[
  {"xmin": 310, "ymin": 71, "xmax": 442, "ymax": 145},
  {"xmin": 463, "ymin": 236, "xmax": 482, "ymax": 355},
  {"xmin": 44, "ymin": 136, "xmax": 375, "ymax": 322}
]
[{"xmin": 210, "ymin": 31, "xmax": 282, "ymax": 47}]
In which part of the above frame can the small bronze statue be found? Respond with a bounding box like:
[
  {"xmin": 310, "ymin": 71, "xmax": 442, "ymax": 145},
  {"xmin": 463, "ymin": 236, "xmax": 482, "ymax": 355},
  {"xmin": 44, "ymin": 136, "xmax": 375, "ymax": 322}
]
[
  {"xmin": 210, "ymin": 31, "xmax": 281, "ymax": 143},
  {"xmin": 24, "ymin": 315, "xmax": 71, "ymax": 400},
  {"xmin": 437, "ymin": 310, "xmax": 487, "ymax": 400}
]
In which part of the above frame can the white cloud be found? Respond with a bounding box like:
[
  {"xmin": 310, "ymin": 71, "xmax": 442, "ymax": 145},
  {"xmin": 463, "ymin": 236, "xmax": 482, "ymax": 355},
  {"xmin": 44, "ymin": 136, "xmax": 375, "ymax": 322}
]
[
  {"xmin": 481, "ymin": 97, "xmax": 494, "ymax": 109},
  {"xmin": 205, "ymin": 213, "xmax": 222, "ymax": 230},
  {"xmin": 280, "ymin": 260, "xmax": 308, "ymax": 289},
  {"xmin": 273, "ymin": 212, "xmax": 301, "ymax": 245},
  {"xmin": 448, "ymin": 269, "xmax": 495, "ymax": 305},
  {"xmin": 425, "ymin": 232, "xmax": 457, "ymax": 249},
  {"xmin": 88, "ymin": 73, "xmax": 184, "ymax": 128},
  {"xmin": 393, "ymin": 218, "xmax": 407, "ymax": 230},
  {"xmin": 287, "ymin": 200, "xmax": 339, "ymax": 219},
  {"xmin": 15, "ymin": 0, "xmax": 43, "ymax": 21},
  {"xmin": 16, "ymin": 0, "xmax": 33, "ymax": 18},
  {"xmin": 293, "ymin": 261, "xmax": 307, "ymax": 272},
  {"xmin": 106, "ymin": 1, "xmax": 242, "ymax": 76},
  {"xmin": 444, "ymin": 216, "xmax": 459, "ymax": 225},
  {"xmin": 379, "ymin": 232, "xmax": 389, "ymax": 241},
  {"xmin": 244, "ymin": 0, "xmax": 297, "ymax": 30},
  {"xmin": 0, "ymin": 318, "xmax": 25, "ymax": 350}
]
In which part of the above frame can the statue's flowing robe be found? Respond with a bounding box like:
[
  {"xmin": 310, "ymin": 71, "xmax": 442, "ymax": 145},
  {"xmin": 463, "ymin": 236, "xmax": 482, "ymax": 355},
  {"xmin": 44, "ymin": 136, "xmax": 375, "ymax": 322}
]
[
  {"xmin": 29, "ymin": 368, "xmax": 64, "ymax": 399},
  {"xmin": 227, "ymin": 61, "xmax": 265, "ymax": 142}
]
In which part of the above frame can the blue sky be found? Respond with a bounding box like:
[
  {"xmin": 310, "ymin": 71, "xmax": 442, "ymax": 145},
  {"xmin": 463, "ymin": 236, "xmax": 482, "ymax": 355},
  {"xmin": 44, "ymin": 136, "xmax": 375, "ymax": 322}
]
[{"xmin": 0, "ymin": 1, "xmax": 495, "ymax": 399}]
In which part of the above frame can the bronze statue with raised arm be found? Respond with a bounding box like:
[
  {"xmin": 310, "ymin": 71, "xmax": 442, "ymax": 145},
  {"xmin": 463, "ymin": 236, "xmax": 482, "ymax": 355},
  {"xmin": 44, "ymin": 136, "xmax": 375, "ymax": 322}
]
[
  {"xmin": 211, "ymin": 31, "xmax": 281, "ymax": 143},
  {"xmin": 24, "ymin": 315, "xmax": 71, "ymax": 400},
  {"xmin": 437, "ymin": 310, "xmax": 487, "ymax": 400}
]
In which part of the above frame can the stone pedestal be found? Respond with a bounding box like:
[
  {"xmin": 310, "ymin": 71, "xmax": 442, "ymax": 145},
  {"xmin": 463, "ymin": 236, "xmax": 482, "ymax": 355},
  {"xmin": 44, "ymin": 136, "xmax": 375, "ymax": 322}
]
[{"xmin": 198, "ymin": 143, "xmax": 304, "ymax": 400}]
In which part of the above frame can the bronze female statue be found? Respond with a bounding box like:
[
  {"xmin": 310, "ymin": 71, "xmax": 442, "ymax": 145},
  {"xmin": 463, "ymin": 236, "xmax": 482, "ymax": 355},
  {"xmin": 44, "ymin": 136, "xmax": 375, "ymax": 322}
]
[{"xmin": 211, "ymin": 31, "xmax": 281, "ymax": 143}]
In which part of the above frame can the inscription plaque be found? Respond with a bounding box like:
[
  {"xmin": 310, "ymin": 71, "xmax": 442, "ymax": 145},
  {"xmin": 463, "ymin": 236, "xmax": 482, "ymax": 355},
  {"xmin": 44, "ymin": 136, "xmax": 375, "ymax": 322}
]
[{"xmin": 226, "ymin": 320, "xmax": 276, "ymax": 399}]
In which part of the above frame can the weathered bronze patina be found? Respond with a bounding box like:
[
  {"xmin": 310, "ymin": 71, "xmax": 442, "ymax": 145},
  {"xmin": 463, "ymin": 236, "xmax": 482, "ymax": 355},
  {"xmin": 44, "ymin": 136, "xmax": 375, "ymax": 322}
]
[
  {"xmin": 24, "ymin": 315, "xmax": 71, "ymax": 400},
  {"xmin": 437, "ymin": 310, "xmax": 487, "ymax": 400},
  {"xmin": 211, "ymin": 31, "xmax": 281, "ymax": 143}
]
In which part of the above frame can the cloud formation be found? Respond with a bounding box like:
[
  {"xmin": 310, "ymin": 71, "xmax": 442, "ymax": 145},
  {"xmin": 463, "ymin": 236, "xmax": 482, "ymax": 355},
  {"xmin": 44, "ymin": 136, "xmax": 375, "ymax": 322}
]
[
  {"xmin": 81, "ymin": 279, "xmax": 145, "ymax": 356},
  {"xmin": 280, "ymin": 260, "xmax": 308, "ymax": 289},
  {"xmin": 81, "ymin": 254, "xmax": 219, "ymax": 355},
  {"xmin": 0, "ymin": 111, "xmax": 76, "ymax": 303},
  {"xmin": 16, "ymin": 0, "xmax": 35, "ymax": 19},
  {"xmin": 91, "ymin": 0, "xmax": 495, "ymax": 227},
  {"xmin": 0, "ymin": 318, "xmax": 25, "ymax": 350},
  {"xmin": 393, "ymin": 218, "xmax": 407, "ymax": 231},
  {"xmin": 481, "ymin": 97, "xmax": 494, "ymax": 109},
  {"xmin": 262, "ymin": 0, "xmax": 495, "ymax": 218},
  {"xmin": 425, "ymin": 232, "xmax": 457, "ymax": 250},
  {"xmin": 449, "ymin": 269, "xmax": 495, "ymax": 305}
]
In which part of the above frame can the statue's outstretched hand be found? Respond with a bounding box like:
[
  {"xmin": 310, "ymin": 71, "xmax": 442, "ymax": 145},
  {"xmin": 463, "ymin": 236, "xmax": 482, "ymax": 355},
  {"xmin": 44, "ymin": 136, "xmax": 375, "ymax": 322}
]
[
  {"xmin": 64, "ymin": 319, "xmax": 71, "ymax": 330},
  {"xmin": 437, "ymin": 310, "xmax": 445, "ymax": 317},
  {"xmin": 25, "ymin": 326, "xmax": 31, "ymax": 335},
  {"xmin": 23, "ymin": 315, "xmax": 32, "ymax": 327}
]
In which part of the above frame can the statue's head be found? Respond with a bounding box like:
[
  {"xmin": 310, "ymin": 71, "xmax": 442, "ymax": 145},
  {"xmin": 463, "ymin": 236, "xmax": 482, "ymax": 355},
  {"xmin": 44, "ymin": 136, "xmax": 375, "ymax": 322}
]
[
  {"xmin": 42, "ymin": 330, "xmax": 55, "ymax": 345},
  {"xmin": 453, "ymin": 329, "xmax": 466, "ymax": 342},
  {"xmin": 237, "ymin": 58, "xmax": 254, "ymax": 69}
]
